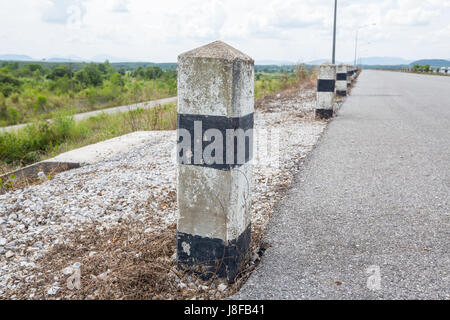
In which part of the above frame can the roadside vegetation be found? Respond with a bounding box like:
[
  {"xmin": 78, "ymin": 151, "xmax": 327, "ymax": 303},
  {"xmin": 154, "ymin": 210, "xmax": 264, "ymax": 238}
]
[
  {"xmin": 0, "ymin": 61, "xmax": 177, "ymax": 127},
  {"xmin": 0, "ymin": 63, "xmax": 314, "ymax": 174},
  {"xmin": 412, "ymin": 64, "xmax": 431, "ymax": 73},
  {"xmin": 255, "ymin": 64, "xmax": 314, "ymax": 99}
]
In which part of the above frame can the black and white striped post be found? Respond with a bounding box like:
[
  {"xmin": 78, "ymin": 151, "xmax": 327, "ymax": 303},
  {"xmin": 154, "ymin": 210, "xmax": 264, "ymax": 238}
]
[
  {"xmin": 336, "ymin": 64, "xmax": 347, "ymax": 96},
  {"xmin": 445, "ymin": 67, "xmax": 448, "ymax": 74},
  {"xmin": 176, "ymin": 41, "xmax": 253, "ymax": 282},
  {"xmin": 346, "ymin": 65, "xmax": 352, "ymax": 88},
  {"xmin": 351, "ymin": 66, "xmax": 356, "ymax": 81},
  {"xmin": 316, "ymin": 63, "xmax": 336, "ymax": 119}
]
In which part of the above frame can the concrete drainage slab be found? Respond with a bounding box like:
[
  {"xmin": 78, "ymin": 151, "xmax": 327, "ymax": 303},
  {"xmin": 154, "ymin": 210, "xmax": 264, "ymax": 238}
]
[{"xmin": 1, "ymin": 131, "xmax": 168, "ymax": 182}]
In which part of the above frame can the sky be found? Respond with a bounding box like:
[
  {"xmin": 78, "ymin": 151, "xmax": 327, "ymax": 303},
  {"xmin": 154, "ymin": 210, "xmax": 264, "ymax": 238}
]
[{"xmin": 0, "ymin": 0, "xmax": 450, "ymax": 62}]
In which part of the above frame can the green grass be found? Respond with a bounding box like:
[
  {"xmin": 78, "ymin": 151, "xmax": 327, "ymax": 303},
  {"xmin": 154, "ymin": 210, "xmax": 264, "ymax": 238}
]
[
  {"xmin": 255, "ymin": 66, "xmax": 313, "ymax": 99},
  {"xmin": 0, "ymin": 103, "xmax": 176, "ymax": 173}
]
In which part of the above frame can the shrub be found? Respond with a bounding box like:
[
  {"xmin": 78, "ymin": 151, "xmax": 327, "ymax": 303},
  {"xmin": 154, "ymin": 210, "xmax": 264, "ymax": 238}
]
[
  {"xmin": 111, "ymin": 73, "xmax": 125, "ymax": 87},
  {"xmin": 37, "ymin": 95, "xmax": 47, "ymax": 109},
  {"xmin": 8, "ymin": 107, "xmax": 19, "ymax": 123}
]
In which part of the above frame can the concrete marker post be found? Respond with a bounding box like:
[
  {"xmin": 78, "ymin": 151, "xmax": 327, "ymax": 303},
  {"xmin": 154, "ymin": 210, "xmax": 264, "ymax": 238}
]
[
  {"xmin": 315, "ymin": 63, "xmax": 336, "ymax": 119},
  {"xmin": 346, "ymin": 65, "xmax": 352, "ymax": 89},
  {"xmin": 336, "ymin": 64, "xmax": 347, "ymax": 96},
  {"xmin": 176, "ymin": 41, "xmax": 254, "ymax": 282}
]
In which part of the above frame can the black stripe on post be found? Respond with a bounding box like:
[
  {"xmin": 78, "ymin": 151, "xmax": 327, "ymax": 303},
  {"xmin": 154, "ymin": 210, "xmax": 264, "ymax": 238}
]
[
  {"xmin": 336, "ymin": 73, "xmax": 347, "ymax": 81},
  {"xmin": 177, "ymin": 224, "xmax": 251, "ymax": 282},
  {"xmin": 315, "ymin": 109, "xmax": 333, "ymax": 119},
  {"xmin": 177, "ymin": 113, "xmax": 253, "ymax": 170},
  {"xmin": 317, "ymin": 79, "xmax": 335, "ymax": 92}
]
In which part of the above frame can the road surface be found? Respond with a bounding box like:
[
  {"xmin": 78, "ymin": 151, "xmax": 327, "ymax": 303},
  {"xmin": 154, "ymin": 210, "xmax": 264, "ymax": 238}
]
[
  {"xmin": 0, "ymin": 96, "xmax": 177, "ymax": 133},
  {"xmin": 235, "ymin": 70, "xmax": 450, "ymax": 299}
]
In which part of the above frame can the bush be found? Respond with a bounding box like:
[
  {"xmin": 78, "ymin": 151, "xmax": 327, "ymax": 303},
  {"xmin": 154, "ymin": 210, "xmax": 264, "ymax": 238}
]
[
  {"xmin": 0, "ymin": 115, "xmax": 76, "ymax": 166},
  {"xmin": 37, "ymin": 95, "xmax": 47, "ymax": 109},
  {"xmin": 111, "ymin": 73, "xmax": 125, "ymax": 87},
  {"xmin": 0, "ymin": 70, "xmax": 22, "ymax": 97},
  {"xmin": 47, "ymin": 66, "xmax": 71, "ymax": 80}
]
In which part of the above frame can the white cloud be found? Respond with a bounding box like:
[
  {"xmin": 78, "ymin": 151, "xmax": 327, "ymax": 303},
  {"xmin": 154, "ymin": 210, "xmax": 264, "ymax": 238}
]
[
  {"xmin": 112, "ymin": 0, "xmax": 130, "ymax": 13},
  {"xmin": 0, "ymin": 0, "xmax": 449, "ymax": 62},
  {"xmin": 42, "ymin": 0, "xmax": 87, "ymax": 24},
  {"xmin": 385, "ymin": 7, "xmax": 440, "ymax": 26}
]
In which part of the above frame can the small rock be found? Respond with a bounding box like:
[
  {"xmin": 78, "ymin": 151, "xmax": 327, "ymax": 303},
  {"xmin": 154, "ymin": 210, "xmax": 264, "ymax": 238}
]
[
  {"xmin": 38, "ymin": 171, "xmax": 48, "ymax": 181},
  {"xmin": 0, "ymin": 238, "xmax": 7, "ymax": 246},
  {"xmin": 113, "ymin": 205, "xmax": 123, "ymax": 211},
  {"xmin": 218, "ymin": 284, "xmax": 227, "ymax": 292},
  {"xmin": 47, "ymin": 285, "xmax": 59, "ymax": 296},
  {"xmin": 62, "ymin": 267, "xmax": 74, "ymax": 275},
  {"xmin": 97, "ymin": 270, "xmax": 111, "ymax": 281},
  {"xmin": 34, "ymin": 241, "xmax": 44, "ymax": 249},
  {"xmin": 5, "ymin": 251, "xmax": 14, "ymax": 259}
]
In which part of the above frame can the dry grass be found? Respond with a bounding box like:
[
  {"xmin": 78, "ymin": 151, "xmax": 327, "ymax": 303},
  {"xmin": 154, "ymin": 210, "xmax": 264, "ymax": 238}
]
[{"xmin": 8, "ymin": 219, "xmax": 267, "ymax": 300}]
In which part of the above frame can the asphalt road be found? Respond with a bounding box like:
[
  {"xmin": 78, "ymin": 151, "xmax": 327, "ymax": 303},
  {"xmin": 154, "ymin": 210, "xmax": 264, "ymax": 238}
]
[{"xmin": 235, "ymin": 70, "xmax": 450, "ymax": 300}]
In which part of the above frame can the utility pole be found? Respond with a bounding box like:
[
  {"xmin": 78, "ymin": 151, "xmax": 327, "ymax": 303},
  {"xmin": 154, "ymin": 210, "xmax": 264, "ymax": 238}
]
[
  {"xmin": 354, "ymin": 29, "xmax": 359, "ymax": 66},
  {"xmin": 332, "ymin": 0, "xmax": 337, "ymax": 64},
  {"xmin": 70, "ymin": 61, "xmax": 73, "ymax": 92},
  {"xmin": 354, "ymin": 24, "xmax": 376, "ymax": 66}
]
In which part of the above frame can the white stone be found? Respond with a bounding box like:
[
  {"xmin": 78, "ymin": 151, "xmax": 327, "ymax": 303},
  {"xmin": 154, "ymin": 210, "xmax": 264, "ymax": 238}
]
[
  {"xmin": 62, "ymin": 267, "xmax": 74, "ymax": 275},
  {"xmin": 47, "ymin": 285, "xmax": 59, "ymax": 296},
  {"xmin": 218, "ymin": 283, "xmax": 227, "ymax": 292}
]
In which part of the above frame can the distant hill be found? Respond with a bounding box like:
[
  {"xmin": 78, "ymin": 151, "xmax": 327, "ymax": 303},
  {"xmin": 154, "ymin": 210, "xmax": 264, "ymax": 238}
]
[
  {"xmin": 90, "ymin": 55, "xmax": 129, "ymax": 63},
  {"xmin": 112, "ymin": 62, "xmax": 177, "ymax": 71},
  {"xmin": 307, "ymin": 57, "xmax": 410, "ymax": 66},
  {"xmin": 0, "ymin": 54, "xmax": 34, "ymax": 61},
  {"xmin": 46, "ymin": 56, "xmax": 85, "ymax": 62},
  {"xmin": 306, "ymin": 59, "xmax": 341, "ymax": 65},
  {"xmin": 357, "ymin": 57, "xmax": 411, "ymax": 66},
  {"xmin": 256, "ymin": 60, "xmax": 296, "ymax": 66},
  {"xmin": 410, "ymin": 59, "xmax": 450, "ymax": 67}
]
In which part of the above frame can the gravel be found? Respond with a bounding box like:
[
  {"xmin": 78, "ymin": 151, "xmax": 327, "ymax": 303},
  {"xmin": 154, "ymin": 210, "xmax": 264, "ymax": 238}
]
[{"xmin": 0, "ymin": 86, "xmax": 327, "ymax": 299}]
